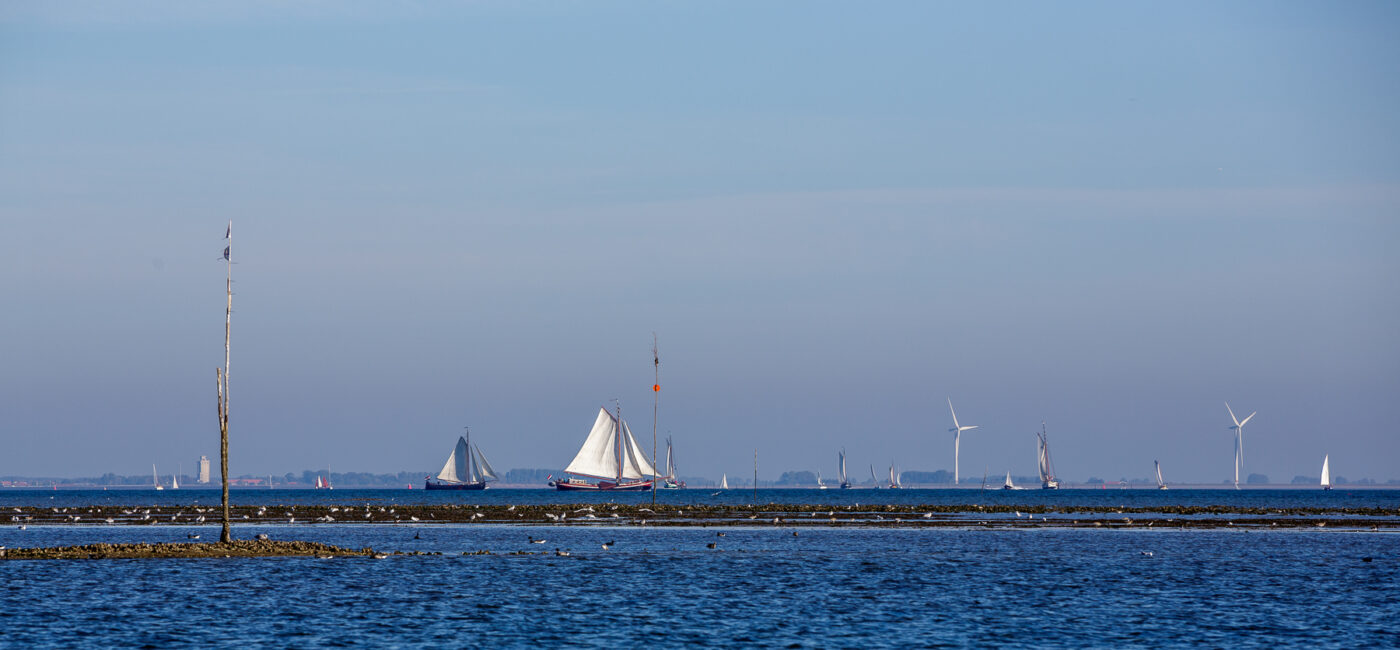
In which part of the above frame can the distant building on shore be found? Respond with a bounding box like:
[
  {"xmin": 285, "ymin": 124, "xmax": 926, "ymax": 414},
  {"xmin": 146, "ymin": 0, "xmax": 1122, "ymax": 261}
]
[{"xmin": 198, "ymin": 456, "xmax": 211, "ymax": 484}]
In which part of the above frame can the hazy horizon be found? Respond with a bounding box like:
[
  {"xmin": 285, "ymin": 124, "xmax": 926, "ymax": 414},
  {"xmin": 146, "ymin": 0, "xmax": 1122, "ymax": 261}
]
[{"xmin": 3, "ymin": 3, "xmax": 1397, "ymax": 484}]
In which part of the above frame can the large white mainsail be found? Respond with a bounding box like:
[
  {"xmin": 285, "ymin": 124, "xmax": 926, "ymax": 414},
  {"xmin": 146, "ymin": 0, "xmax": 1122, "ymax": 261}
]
[
  {"xmin": 564, "ymin": 407, "xmax": 660, "ymax": 481},
  {"xmin": 1155, "ymin": 460, "xmax": 1166, "ymax": 489},
  {"xmin": 720, "ymin": 474, "xmax": 729, "ymax": 489},
  {"xmin": 838, "ymin": 450, "xmax": 848, "ymax": 486},
  {"xmin": 1320, "ymin": 455, "xmax": 1331, "ymax": 489}
]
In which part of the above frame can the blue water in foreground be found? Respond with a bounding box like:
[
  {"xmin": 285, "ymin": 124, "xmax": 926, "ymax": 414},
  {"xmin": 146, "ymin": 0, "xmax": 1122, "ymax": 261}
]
[{"xmin": 3, "ymin": 490, "xmax": 1399, "ymax": 647}]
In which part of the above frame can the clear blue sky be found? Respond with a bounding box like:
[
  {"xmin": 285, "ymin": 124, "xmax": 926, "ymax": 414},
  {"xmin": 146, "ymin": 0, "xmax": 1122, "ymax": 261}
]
[{"xmin": 2, "ymin": 2, "xmax": 1397, "ymax": 483}]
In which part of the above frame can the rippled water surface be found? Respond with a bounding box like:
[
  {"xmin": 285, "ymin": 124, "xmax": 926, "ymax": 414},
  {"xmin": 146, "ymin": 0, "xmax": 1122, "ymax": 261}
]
[{"xmin": 3, "ymin": 523, "xmax": 1398, "ymax": 647}]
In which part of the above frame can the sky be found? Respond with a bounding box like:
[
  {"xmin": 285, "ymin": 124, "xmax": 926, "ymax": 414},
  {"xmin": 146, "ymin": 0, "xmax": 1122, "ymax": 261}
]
[{"xmin": 2, "ymin": 1, "xmax": 1398, "ymax": 484}]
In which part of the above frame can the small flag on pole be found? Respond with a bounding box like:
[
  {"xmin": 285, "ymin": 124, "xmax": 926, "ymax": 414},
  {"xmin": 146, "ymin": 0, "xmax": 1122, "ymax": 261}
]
[{"xmin": 223, "ymin": 246, "xmax": 230, "ymax": 260}]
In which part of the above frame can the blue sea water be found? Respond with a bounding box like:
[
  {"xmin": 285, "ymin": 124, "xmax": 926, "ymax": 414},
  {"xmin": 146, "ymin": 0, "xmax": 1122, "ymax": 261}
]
[{"xmin": 3, "ymin": 490, "xmax": 1398, "ymax": 647}]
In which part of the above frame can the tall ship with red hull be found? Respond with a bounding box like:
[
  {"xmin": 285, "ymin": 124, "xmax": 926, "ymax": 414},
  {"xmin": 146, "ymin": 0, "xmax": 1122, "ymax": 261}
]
[
  {"xmin": 425, "ymin": 427, "xmax": 498, "ymax": 490},
  {"xmin": 550, "ymin": 405, "xmax": 658, "ymax": 491}
]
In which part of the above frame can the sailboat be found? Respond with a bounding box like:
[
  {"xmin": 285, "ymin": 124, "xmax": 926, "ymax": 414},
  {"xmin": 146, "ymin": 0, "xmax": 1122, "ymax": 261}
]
[
  {"xmin": 1036, "ymin": 422, "xmax": 1059, "ymax": 489},
  {"xmin": 720, "ymin": 474, "xmax": 729, "ymax": 490},
  {"xmin": 816, "ymin": 471, "xmax": 828, "ymax": 489},
  {"xmin": 660, "ymin": 436, "xmax": 686, "ymax": 489},
  {"xmin": 153, "ymin": 464, "xmax": 163, "ymax": 491},
  {"xmin": 870, "ymin": 464, "xmax": 880, "ymax": 489},
  {"xmin": 426, "ymin": 428, "xmax": 498, "ymax": 490},
  {"xmin": 888, "ymin": 464, "xmax": 902, "ymax": 489},
  {"xmin": 171, "ymin": 473, "xmax": 179, "ymax": 490},
  {"xmin": 837, "ymin": 449, "xmax": 851, "ymax": 489},
  {"xmin": 1320, "ymin": 455, "xmax": 1331, "ymax": 491},
  {"xmin": 1002, "ymin": 471, "xmax": 1018, "ymax": 490},
  {"xmin": 550, "ymin": 405, "xmax": 657, "ymax": 491},
  {"xmin": 1155, "ymin": 460, "xmax": 1167, "ymax": 490}
]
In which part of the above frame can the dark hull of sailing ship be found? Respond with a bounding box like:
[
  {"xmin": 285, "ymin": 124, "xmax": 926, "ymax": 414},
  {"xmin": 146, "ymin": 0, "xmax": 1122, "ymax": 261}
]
[
  {"xmin": 424, "ymin": 479, "xmax": 488, "ymax": 490},
  {"xmin": 552, "ymin": 478, "xmax": 653, "ymax": 491}
]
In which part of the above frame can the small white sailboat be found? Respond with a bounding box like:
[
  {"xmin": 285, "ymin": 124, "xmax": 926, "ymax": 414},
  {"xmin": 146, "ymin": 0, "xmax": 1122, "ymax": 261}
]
[
  {"xmin": 660, "ymin": 436, "xmax": 686, "ymax": 489},
  {"xmin": 1155, "ymin": 460, "xmax": 1167, "ymax": 490},
  {"xmin": 869, "ymin": 464, "xmax": 880, "ymax": 489},
  {"xmin": 1002, "ymin": 471, "xmax": 1019, "ymax": 490},
  {"xmin": 1321, "ymin": 454, "xmax": 1332, "ymax": 491},
  {"xmin": 1037, "ymin": 422, "xmax": 1059, "ymax": 489},
  {"xmin": 837, "ymin": 449, "xmax": 851, "ymax": 489},
  {"xmin": 171, "ymin": 473, "xmax": 179, "ymax": 490},
  {"xmin": 720, "ymin": 473, "xmax": 729, "ymax": 490},
  {"xmin": 816, "ymin": 471, "xmax": 828, "ymax": 489},
  {"xmin": 153, "ymin": 464, "xmax": 163, "ymax": 491},
  {"xmin": 888, "ymin": 464, "xmax": 902, "ymax": 489}
]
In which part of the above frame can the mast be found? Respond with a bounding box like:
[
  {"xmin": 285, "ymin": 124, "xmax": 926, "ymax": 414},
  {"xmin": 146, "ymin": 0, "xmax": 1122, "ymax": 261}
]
[
  {"xmin": 217, "ymin": 221, "xmax": 232, "ymax": 543},
  {"xmin": 614, "ymin": 401, "xmax": 623, "ymax": 484},
  {"xmin": 652, "ymin": 333, "xmax": 659, "ymax": 502}
]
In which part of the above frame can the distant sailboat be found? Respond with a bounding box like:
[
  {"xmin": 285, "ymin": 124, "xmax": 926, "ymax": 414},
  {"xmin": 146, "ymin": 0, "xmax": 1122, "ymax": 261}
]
[
  {"xmin": 1037, "ymin": 422, "xmax": 1059, "ymax": 489},
  {"xmin": 888, "ymin": 464, "xmax": 902, "ymax": 489},
  {"xmin": 837, "ymin": 449, "xmax": 852, "ymax": 489},
  {"xmin": 1155, "ymin": 460, "xmax": 1167, "ymax": 490},
  {"xmin": 1002, "ymin": 471, "xmax": 1018, "ymax": 490},
  {"xmin": 426, "ymin": 427, "xmax": 498, "ymax": 490},
  {"xmin": 869, "ymin": 464, "xmax": 880, "ymax": 489},
  {"xmin": 1320, "ymin": 455, "xmax": 1331, "ymax": 491},
  {"xmin": 720, "ymin": 474, "xmax": 729, "ymax": 490},
  {"xmin": 816, "ymin": 471, "xmax": 828, "ymax": 489},
  {"xmin": 153, "ymin": 464, "xmax": 163, "ymax": 491},
  {"xmin": 660, "ymin": 436, "xmax": 686, "ymax": 489},
  {"xmin": 551, "ymin": 405, "xmax": 657, "ymax": 491},
  {"xmin": 171, "ymin": 473, "xmax": 179, "ymax": 490}
]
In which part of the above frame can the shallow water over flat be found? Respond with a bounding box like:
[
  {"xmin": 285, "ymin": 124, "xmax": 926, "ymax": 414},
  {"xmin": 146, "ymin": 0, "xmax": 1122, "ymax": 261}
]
[{"xmin": 3, "ymin": 524, "xmax": 1397, "ymax": 647}]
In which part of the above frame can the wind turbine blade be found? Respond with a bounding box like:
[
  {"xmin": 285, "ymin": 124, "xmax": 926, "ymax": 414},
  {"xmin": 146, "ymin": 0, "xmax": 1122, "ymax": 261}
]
[
  {"xmin": 947, "ymin": 398, "xmax": 960, "ymax": 430},
  {"xmin": 964, "ymin": 425, "xmax": 979, "ymax": 432},
  {"xmin": 1240, "ymin": 412, "xmax": 1256, "ymax": 427},
  {"xmin": 1225, "ymin": 402, "xmax": 1241, "ymax": 428}
]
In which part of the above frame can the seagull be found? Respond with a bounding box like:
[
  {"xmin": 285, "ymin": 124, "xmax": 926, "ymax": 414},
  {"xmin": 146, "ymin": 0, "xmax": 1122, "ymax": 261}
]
[
  {"xmin": 706, "ymin": 542, "xmax": 717, "ymax": 549},
  {"xmin": 373, "ymin": 553, "xmax": 389, "ymax": 559},
  {"xmin": 187, "ymin": 534, "xmax": 200, "ymax": 539},
  {"xmin": 1015, "ymin": 511, "xmax": 1023, "ymax": 518},
  {"xmin": 1140, "ymin": 551, "xmax": 1154, "ymax": 557},
  {"xmin": 255, "ymin": 533, "xmax": 269, "ymax": 540},
  {"xmin": 601, "ymin": 542, "xmax": 613, "ymax": 550},
  {"xmin": 555, "ymin": 549, "xmax": 570, "ymax": 557},
  {"xmin": 530, "ymin": 538, "xmax": 547, "ymax": 544},
  {"xmin": 716, "ymin": 532, "xmax": 726, "ymax": 537}
]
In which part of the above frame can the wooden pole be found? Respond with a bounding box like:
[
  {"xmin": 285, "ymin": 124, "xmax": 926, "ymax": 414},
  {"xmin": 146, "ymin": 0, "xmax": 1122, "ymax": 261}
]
[
  {"xmin": 219, "ymin": 221, "xmax": 232, "ymax": 543},
  {"xmin": 652, "ymin": 333, "xmax": 658, "ymax": 505}
]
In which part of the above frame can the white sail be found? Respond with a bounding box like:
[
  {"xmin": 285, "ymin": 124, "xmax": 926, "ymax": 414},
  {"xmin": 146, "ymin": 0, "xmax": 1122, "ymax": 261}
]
[
  {"xmin": 437, "ymin": 436, "xmax": 471, "ymax": 483},
  {"xmin": 1320, "ymin": 455, "xmax": 1330, "ymax": 488},
  {"xmin": 665, "ymin": 438, "xmax": 675, "ymax": 479},
  {"xmin": 472, "ymin": 445, "xmax": 498, "ymax": 482},
  {"xmin": 838, "ymin": 450, "xmax": 848, "ymax": 485},
  {"xmin": 620, "ymin": 421, "xmax": 661, "ymax": 480},
  {"xmin": 171, "ymin": 474, "xmax": 179, "ymax": 490},
  {"xmin": 816, "ymin": 471, "xmax": 826, "ymax": 488},
  {"xmin": 153, "ymin": 464, "xmax": 163, "ymax": 490},
  {"xmin": 1004, "ymin": 471, "xmax": 1014, "ymax": 489},
  {"xmin": 564, "ymin": 408, "xmax": 622, "ymax": 479},
  {"xmin": 1155, "ymin": 460, "xmax": 1165, "ymax": 488},
  {"xmin": 889, "ymin": 464, "xmax": 901, "ymax": 488},
  {"xmin": 720, "ymin": 474, "xmax": 728, "ymax": 489}
]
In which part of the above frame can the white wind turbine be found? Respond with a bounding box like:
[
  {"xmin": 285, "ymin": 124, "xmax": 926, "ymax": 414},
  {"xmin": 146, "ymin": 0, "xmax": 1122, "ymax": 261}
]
[
  {"xmin": 947, "ymin": 398, "xmax": 978, "ymax": 486},
  {"xmin": 1225, "ymin": 402, "xmax": 1256, "ymax": 489}
]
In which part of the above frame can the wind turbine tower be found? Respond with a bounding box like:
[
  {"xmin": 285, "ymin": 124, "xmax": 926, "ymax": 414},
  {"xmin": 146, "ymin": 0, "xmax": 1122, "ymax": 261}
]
[
  {"xmin": 1225, "ymin": 402, "xmax": 1256, "ymax": 489},
  {"xmin": 947, "ymin": 398, "xmax": 979, "ymax": 486}
]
